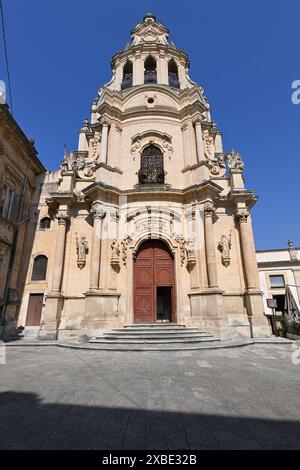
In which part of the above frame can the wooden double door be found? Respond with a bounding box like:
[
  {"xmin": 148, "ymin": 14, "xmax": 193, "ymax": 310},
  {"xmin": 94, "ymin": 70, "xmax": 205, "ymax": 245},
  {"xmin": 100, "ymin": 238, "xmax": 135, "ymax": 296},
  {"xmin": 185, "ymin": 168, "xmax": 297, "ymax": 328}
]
[{"xmin": 134, "ymin": 240, "xmax": 175, "ymax": 323}]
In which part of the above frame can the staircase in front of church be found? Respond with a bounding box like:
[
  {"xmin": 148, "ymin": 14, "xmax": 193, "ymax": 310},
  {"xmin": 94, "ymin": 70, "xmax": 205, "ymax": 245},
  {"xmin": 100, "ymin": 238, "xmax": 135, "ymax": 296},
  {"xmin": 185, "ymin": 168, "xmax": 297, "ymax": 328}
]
[{"xmin": 89, "ymin": 324, "xmax": 220, "ymax": 351}]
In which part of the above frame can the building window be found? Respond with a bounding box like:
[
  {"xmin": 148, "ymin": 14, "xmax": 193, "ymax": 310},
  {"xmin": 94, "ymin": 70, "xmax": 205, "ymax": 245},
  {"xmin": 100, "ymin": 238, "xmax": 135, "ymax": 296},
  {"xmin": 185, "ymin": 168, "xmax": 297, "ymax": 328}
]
[
  {"xmin": 144, "ymin": 55, "xmax": 157, "ymax": 84},
  {"xmin": 40, "ymin": 217, "xmax": 51, "ymax": 230},
  {"xmin": 138, "ymin": 144, "xmax": 164, "ymax": 184},
  {"xmin": 0, "ymin": 184, "xmax": 15, "ymax": 221},
  {"xmin": 31, "ymin": 255, "xmax": 48, "ymax": 281},
  {"xmin": 168, "ymin": 59, "xmax": 180, "ymax": 88},
  {"xmin": 121, "ymin": 60, "xmax": 133, "ymax": 89},
  {"xmin": 269, "ymin": 274, "xmax": 285, "ymax": 288}
]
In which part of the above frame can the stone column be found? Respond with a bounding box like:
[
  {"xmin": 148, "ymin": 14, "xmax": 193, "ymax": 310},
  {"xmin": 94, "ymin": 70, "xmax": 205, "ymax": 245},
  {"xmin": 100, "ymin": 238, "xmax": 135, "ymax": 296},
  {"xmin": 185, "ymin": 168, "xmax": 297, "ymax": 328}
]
[
  {"xmin": 133, "ymin": 51, "xmax": 143, "ymax": 85},
  {"xmin": 39, "ymin": 212, "xmax": 68, "ymax": 340},
  {"xmin": 157, "ymin": 50, "xmax": 168, "ymax": 84},
  {"xmin": 100, "ymin": 120, "xmax": 109, "ymax": 164},
  {"xmin": 236, "ymin": 210, "xmax": 258, "ymax": 290},
  {"xmin": 236, "ymin": 209, "xmax": 270, "ymax": 337},
  {"xmin": 177, "ymin": 62, "xmax": 186, "ymax": 89},
  {"xmin": 204, "ymin": 203, "xmax": 219, "ymax": 288},
  {"xmin": 89, "ymin": 203, "xmax": 106, "ymax": 290},
  {"xmin": 51, "ymin": 213, "xmax": 69, "ymax": 294},
  {"xmin": 194, "ymin": 119, "xmax": 205, "ymax": 162}
]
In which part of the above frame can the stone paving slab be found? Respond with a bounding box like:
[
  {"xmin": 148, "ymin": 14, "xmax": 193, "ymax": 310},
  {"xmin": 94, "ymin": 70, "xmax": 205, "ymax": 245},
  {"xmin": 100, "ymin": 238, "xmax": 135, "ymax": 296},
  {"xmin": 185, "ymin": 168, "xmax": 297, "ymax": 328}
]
[{"xmin": 0, "ymin": 343, "xmax": 300, "ymax": 450}]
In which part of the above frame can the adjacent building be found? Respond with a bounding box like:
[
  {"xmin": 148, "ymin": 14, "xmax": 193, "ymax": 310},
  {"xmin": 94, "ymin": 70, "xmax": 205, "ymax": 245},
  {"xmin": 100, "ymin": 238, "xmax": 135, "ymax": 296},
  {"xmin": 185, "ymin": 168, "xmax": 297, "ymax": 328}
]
[
  {"xmin": 257, "ymin": 242, "xmax": 300, "ymax": 316},
  {"xmin": 0, "ymin": 103, "xmax": 45, "ymax": 338}
]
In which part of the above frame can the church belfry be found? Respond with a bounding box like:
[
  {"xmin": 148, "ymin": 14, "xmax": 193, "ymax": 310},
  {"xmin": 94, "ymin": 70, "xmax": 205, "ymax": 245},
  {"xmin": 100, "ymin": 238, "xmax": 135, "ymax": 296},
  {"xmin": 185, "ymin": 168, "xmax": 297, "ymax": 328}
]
[{"xmin": 18, "ymin": 13, "xmax": 271, "ymax": 341}]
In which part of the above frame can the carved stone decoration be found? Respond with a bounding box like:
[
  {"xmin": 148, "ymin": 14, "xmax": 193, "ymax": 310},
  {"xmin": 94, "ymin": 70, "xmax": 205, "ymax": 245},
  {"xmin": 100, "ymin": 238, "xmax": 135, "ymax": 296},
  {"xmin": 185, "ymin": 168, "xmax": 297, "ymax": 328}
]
[
  {"xmin": 57, "ymin": 213, "xmax": 69, "ymax": 226},
  {"xmin": 174, "ymin": 234, "xmax": 186, "ymax": 266},
  {"xmin": 76, "ymin": 233, "xmax": 89, "ymax": 269},
  {"xmin": 204, "ymin": 202, "xmax": 216, "ymax": 218},
  {"xmin": 202, "ymin": 129, "xmax": 214, "ymax": 160},
  {"xmin": 186, "ymin": 240, "xmax": 196, "ymax": 268},
  {"xmin": 60, "ymin": 147, "xmax": 99, "ymax": 179},
  {"xmin": 130, "ymin": 131, "xmax": 173, "ymax": 161},
  {"xmin": 90, "ymin": 205, "xmax": 106, "ymax": 220},
  {"xmin": 111, "ymin": 239, "xmax": 120, "ymax": 268},
  {"xmin": 218, "ymin": 232, "xmax": 232, "ymax": 267},
  {"xmin": 131, "ymin": 15, "xmax": 169, "ymax": 47},
  {"xmin": 226, "ymin": 149, "xmax": 244, "ymax": 173},
  {"xmin": 208, "ymin": 153, "xmax": 226, "ymax": 176},
  {"xmin": 73, "ymin": 188, "xmax": 85, "ymax": 203},
  {"xmin": 174, "ymin": 234, "xmax": 196, "ymax": 268},
  {"xmin": 235, "ymin": 210, "xmax": 249, "ymax": 224},
  {"xmin": 121, "ymin": 235, "xmax": 133, "ymax": 265},
  {"xmin": 89, "ymin": 132, "xmax": 100, "ymax": 164}
]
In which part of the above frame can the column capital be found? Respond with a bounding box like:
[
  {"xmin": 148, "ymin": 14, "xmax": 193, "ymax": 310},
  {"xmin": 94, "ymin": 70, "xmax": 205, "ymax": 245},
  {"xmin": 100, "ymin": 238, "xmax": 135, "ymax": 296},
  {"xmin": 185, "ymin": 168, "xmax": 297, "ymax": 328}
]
[
  {"xmin": 56, "ymin": 213, "xmax": 69, "ymax": 226},
  {"xmin": 90, "ymin": 203, "xmax": 106, "ymax": 220},
  {"xmin": 181, "ymin": 122, "xmax": 188, "ymax": 132},
  {"xmin": 192, "ymin": 115, "xmax": 203, "ymax": 126},
  {"xmin": 235, "ymin": 210, "xmax": 249, "ymax": 224},
  {"xmin": 101, "ymin": 118, "xmax": 110, "ymax": 128},
  {"xmin": 204, "ymin": 202, "xmax": 216, "ymax": 218}
]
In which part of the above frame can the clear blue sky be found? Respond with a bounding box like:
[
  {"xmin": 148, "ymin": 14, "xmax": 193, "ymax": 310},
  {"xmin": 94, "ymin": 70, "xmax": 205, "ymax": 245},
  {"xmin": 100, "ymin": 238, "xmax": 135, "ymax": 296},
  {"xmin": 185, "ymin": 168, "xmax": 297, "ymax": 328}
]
[{"xmin": 1, "ymin": 0, "xmax": 299, "ymax": 249}]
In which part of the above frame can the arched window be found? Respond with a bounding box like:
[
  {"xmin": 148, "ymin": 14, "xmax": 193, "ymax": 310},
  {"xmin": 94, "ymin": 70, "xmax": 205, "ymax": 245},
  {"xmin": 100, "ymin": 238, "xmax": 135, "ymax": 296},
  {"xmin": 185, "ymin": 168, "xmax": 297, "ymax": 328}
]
[
  {"xmin": 144, "ymin": 56, "xmax": 157, "ymax": 84},
  {"xmin": 40, "ymin": 217, "xmax": 51, "ymax": 230},
  {"xmin": 168, "ymin": 59, "xmax": 180, "ymax": 88},
  {"xmin": 31, "ymin": 255, "xmax": 48, "ymax": 281},
  {"xmin": 138, "ymin": 144, "xmax": 164, "ymax": 184},
  {"xmin": 121, "ymin": 60, "xmax": 133, "ymax": 89}
]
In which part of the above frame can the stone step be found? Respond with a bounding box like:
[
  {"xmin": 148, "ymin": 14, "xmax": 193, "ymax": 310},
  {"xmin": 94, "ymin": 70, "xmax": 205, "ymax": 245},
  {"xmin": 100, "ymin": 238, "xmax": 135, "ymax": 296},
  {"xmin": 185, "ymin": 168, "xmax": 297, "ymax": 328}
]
[
  {"xmin": 106, "ymin": 329, "xmax": 205, "ymax": 336},
  {"xmin": 85, "ymin": 340, "xmax": 222, "ymax": 350},
  {"xmin": 113, "ymin": 327, "xmax": 200, "ymax": 333},
  {"xmin": 102, "ymin": 332, "xmax": 213, "ymax": 340},
  {"xmin": 91, "ymin": 336, "xmax": 220, "ymax": 344},
  {"xmin": 124, "ymin": 323, "xmax": 185, "ymax": 328}
]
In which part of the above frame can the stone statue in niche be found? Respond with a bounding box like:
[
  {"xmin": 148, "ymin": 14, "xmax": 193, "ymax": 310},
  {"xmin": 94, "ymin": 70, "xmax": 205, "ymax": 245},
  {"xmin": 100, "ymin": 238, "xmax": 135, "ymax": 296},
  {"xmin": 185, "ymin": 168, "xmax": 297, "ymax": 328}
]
[
  {"xmin": 218, "ymin": 232, "xmax": 232, "ymax": 267},
  {"xmin": 186, "ymin": 240, "xmax": 196, "ymax": 268},
  {"xmin": 111, "ymin": 239, "xmax": 120, "ymax": 268},
  {"xmin": 76, "ymin": 233, "xmax": 89, "ymax": 269}
]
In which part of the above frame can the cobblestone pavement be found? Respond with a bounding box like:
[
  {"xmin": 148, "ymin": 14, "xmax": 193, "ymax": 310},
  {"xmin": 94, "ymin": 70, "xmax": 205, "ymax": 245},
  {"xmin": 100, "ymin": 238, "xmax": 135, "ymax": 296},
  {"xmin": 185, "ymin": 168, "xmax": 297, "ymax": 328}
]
[{"xmin": 0, "ymin": 344, "xmax": 300, "ymax": 450}]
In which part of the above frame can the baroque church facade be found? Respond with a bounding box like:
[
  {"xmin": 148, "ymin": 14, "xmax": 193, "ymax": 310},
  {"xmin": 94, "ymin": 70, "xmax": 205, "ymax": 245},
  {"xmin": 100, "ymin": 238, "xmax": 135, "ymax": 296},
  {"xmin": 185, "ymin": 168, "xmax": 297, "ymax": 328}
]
[{"xmin": 18, "ymin": 13, "xmax": 271, "ymax": 340}]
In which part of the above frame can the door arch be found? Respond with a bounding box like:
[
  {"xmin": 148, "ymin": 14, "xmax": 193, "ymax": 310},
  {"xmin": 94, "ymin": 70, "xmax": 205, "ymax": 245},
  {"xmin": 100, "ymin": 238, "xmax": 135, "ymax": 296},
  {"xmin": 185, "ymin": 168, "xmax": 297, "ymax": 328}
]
[{"xmin": 134, "ymin": 239, "xmax": 175, "ymax": 323}]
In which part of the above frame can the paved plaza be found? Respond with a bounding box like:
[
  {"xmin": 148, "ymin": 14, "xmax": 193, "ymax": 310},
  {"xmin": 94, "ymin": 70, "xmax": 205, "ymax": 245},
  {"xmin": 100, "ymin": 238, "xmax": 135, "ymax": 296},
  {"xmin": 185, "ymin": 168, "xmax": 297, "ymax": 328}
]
[{"xmin": 1, "ymin": 344, "xmax": 300, "ymax": 450}]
